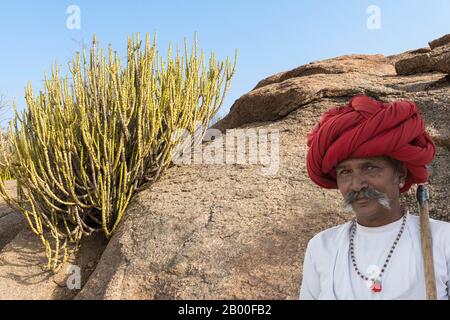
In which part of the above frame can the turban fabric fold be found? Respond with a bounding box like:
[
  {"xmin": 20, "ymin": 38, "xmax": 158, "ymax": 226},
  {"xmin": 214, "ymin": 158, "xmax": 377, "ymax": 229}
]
[{"xmin": 306, "ymin": 95, "xmax": 436, "ymax": 193}]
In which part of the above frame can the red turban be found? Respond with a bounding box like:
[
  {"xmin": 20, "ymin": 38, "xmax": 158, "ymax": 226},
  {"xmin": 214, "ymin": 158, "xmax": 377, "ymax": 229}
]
[{"xmin": 306, "ymin": 95, "xmax": 436, "ymax": 193}]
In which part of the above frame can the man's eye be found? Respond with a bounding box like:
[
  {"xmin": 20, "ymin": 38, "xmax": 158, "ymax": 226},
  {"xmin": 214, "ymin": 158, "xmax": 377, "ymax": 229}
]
[
  {"xmin": 367, "ymin": 166, "xmax": 377, "ymax": 170},
  {"xmin": 339, "ymin": 170, "xmax": 349, "ymax": 175}
]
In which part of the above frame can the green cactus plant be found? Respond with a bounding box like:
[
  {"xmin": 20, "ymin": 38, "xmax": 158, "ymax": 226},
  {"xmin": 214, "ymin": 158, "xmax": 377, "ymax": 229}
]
[{"xmin": 0, "ymin": 33, "xmax": 237, "ymax": 272}]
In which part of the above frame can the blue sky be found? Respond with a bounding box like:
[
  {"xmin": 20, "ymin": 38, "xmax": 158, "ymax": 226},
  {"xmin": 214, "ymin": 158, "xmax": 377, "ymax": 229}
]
[{"xmin": 0, "ymin": 0, "xmax": 449, "ymax": 127}]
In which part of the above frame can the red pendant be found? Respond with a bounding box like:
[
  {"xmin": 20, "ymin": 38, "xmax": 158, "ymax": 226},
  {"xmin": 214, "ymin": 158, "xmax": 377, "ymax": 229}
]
[{"xmin": 370, "ymin": 280, "xmax": 382, "ymax": 293}]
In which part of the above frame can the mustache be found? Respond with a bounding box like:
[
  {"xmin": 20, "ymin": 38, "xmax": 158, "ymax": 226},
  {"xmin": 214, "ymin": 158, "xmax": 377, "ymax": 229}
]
[{"xmin": 342, "ymin": 187, "xmax": 391, "ymax": 212}]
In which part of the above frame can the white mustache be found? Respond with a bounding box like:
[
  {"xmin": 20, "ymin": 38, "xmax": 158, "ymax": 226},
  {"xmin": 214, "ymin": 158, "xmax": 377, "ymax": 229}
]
[{"xmin": 343, "ymin": 188, "xmax": 391, "ymax": 212}]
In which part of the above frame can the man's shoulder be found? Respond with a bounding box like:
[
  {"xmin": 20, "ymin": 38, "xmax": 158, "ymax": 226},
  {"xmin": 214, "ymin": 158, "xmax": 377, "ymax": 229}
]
[
  {"xmin": 429, "ymin": 215, "xmax": 450, "ymax": 240},
  {"xmin": 308, "ymin": 221, "xmax": 351, "ymax": 250},
  {"xmin": 407, "ymin": 212, "xmax": 450, "ymax": 227},
  {"xmin": 408, "ymin": 213, "xmax": 450, "ymax": 240}
]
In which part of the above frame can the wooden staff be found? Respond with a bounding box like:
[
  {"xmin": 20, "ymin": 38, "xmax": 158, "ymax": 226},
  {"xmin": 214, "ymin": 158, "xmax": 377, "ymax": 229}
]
[{"xmin": 416, "ymin": 184, "xmax": 437, "ymax": 300}]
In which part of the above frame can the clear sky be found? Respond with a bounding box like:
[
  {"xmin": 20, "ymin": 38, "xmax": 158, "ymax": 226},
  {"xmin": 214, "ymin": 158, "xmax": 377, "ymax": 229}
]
[{"xmin": 1, "ymin": 0, "xmax": 449, "ymax": 127}]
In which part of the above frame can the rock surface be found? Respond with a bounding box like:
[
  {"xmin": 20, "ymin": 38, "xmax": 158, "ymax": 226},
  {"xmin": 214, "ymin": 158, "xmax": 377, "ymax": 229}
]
[
  {"xmin": 0, "ymin": 181, "xmax": 108, "ymax": 300},
  {"xmin": 0, "ymin": 181, "xmax": 24, "ymax": 252},
  {"xmin": 429, "ymin": 34, "xmax": 450, "ymax": 49},
  {"xmin": 395, "ymin": 35, "xmax": 450, "ymax": 75}
]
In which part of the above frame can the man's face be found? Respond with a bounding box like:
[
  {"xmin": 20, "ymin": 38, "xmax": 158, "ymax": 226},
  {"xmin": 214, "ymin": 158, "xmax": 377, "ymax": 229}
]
[{"xmin": 335, "ymin": 156, "xmax": 405, "ymax": 218}]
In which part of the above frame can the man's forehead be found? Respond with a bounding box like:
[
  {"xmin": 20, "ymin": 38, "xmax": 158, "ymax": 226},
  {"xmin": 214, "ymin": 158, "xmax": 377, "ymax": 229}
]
[{"xmin": 335, "ymin": 156, "xmax": 386, "ymax": 169}]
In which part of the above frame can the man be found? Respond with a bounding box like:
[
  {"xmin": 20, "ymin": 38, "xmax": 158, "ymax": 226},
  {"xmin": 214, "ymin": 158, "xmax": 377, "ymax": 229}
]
[{"xmin": 300, "ymin": 95, "xmax": 450, "ymax": 300}]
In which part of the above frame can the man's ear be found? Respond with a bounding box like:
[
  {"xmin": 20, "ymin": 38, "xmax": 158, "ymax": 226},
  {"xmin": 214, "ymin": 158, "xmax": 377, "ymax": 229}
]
[
  {"xmin": 398, "ymin": 164, "xmax": 407, "ymax": 185},
  {"xmin": 401, "ymin": 164, "xmax": 408, "ymax": 180}
]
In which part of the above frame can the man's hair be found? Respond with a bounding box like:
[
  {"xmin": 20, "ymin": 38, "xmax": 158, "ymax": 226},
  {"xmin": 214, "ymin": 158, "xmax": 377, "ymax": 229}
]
[{"xmin": 382, "ymin": 156, "xmax": 406, "ymax": 178}]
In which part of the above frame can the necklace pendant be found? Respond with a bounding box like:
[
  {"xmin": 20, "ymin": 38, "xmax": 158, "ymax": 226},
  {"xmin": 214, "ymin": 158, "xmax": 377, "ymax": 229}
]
[{"xmin": 370, "ymin": 279, "xmax": 382, "ymax": 293}]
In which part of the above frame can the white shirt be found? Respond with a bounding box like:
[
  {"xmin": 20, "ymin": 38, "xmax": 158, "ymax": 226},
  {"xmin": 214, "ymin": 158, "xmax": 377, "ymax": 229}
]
[{"xmin": 299, "ymin": 210, "xmax": 450, "ymax": 300}]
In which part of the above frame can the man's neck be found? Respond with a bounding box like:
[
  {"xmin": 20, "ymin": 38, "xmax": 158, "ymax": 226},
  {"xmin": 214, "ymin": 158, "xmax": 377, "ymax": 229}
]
[{"xmin": 355, "ymin": 205, "xmax": 405, "ymax": 227}]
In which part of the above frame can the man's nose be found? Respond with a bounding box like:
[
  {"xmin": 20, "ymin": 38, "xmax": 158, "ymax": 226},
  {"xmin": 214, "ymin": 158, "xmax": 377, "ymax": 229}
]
[{"xmin": 349, "ymin": 172, "xmax": 369, "ymax": 192}]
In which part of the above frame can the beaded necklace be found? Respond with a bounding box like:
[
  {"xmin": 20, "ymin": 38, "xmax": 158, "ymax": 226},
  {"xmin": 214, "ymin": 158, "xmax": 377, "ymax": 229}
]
[{"xmin": 349, "ymin": 208, "xmax": 407, "ymax": 293}]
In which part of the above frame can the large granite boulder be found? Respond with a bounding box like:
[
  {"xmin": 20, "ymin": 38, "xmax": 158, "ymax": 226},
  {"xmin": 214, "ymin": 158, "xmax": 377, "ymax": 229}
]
[{"xmin": 74, "ymin": 35, "xmax": 450, "ymax": 299}]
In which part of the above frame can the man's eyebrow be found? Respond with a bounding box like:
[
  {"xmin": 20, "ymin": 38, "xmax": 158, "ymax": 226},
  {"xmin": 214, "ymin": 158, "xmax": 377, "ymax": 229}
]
[{"xmin": 335, "ymin": 160, "xmax": 380, "ymax": 171}]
